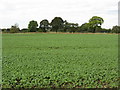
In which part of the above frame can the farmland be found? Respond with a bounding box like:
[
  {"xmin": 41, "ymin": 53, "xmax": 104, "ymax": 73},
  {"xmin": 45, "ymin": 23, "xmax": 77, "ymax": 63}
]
[{"xmin": 2, "ymin": 33, "xmax": 118, "ymax": 88}]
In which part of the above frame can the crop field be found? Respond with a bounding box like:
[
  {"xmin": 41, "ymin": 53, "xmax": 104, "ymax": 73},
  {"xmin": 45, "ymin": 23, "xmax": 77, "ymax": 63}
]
[{"xmin": 2, "ymin": 33, "xmax": 118, "ymax": 88}]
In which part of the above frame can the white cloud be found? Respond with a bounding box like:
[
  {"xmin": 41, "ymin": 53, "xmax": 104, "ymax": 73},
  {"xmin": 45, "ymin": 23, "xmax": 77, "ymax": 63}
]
[{"xmin": 0, "ymin": 0, "xmax": 119, "ymax": 29}]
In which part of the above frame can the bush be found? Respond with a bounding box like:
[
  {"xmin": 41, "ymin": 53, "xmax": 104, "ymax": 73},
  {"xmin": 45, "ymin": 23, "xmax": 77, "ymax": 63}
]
[
  {"xmin": 38, "ymin": 28, "xmax": 43, "ymax": 32},
  {"xmin": 2, "ymin": 28, "xmax": 10, "ymax": 33},
  {"xmin": 111, "ymin": 26, "xmax": 120, "ymax": 33},
  {"xmin": 20, "ymin": 28, "xmax": 28, "ymax": 33}
]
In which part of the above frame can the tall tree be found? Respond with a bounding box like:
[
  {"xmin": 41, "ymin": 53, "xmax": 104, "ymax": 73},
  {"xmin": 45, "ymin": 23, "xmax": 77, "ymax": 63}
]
[
  {"xmin": 89, "ymin": 16, "xmax": 104, "ymax": 33},
  {"xmin": 28, "ymin": 20, "xmax": 38, "ymax": 32},
  {"xmin": 39, "ymin": 19, "xmax": 49, "ymax": 32},
  {"xmin": 51, "ymin": 17, "xmax": 64, "ymax": 32}
]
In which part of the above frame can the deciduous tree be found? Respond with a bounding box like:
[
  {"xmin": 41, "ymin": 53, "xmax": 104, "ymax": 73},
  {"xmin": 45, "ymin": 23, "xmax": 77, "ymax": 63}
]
[
  {"xmin": 89, "ymin": 16, "xmax": 104, "ymax": 33},
  {"xmin": 28, "ymin": 20, "xmax": 38, "ymax": 32},
  {"xmin": 51, "ymin": 17, "xmax": 64, "ymax": 32},
  {"xmin": 39, "ymin": 19, "xmax": 49, "ymax": 32}
]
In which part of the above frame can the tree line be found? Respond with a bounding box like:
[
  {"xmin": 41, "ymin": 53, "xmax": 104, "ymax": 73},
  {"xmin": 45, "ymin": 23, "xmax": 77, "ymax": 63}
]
[{"xmin": 1, "ymin": 16, "xmax": 120, "ymax": 33}]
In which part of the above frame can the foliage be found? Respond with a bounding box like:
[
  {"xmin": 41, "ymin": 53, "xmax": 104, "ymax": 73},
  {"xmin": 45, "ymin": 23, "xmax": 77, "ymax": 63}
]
[
  {"xmin": 10, "ymin": 24, "xmax": 20, "ymax": 33},
  {"xmin": 2, "ymin": 16, "xmax": 114, "ymax": 33},
  {"xmin": 96, "ymin": 28, "xmax": 111, "ymax": 33},
  {"xmin": 64, "ymin": 21, "xmax": 79, "ymax": 33},
  {"xmin": 111, "ymin": 26, "xmax": 120, "ymax": 33},
  {"xmin": 88, "ymin": 16, "xmax": 104, "ymax": 33},
  {"xmin": 38, "ymin": 28, "xmax": 43, "ymax": 32},
  {"xmin": 51, "ymin": 17, "xmax": 64, "ymax": 32},
  {"xmin": 79, "ymin": 23, "xmax": 90, "ymax": 32},
  {"xmin": 28, "ymin": 20, "xmax": 38, "ymax": 32},
  {"xmin": 2, "ymin": 33, "xmax": 118, "ymax": 88},
  {"xmin": 39, "ymin": 19, "xmax": 49, "ymax": 32},
  {"xmin": 2, "ymin": 16, "xmax": 119, "ymax": 34},
  {"xmin": 20, "ymin": 28, "xmax": 28, "ymax": 33},
  {"xmin": 2, "ymin": 29, "xmax": 7, "ymax": 33}
]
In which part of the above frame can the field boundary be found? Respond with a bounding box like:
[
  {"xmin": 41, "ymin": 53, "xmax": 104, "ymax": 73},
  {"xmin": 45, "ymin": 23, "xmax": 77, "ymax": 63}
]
[{"xmin": 2, "ymin": 32, "xmax": 118, "ymax": 35}]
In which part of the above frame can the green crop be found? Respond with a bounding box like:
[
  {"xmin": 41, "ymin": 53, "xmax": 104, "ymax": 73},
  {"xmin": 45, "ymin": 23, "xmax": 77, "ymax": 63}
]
[{"xmin": 2, "ymin": 33, "xmax": 118, "ymax": 88}]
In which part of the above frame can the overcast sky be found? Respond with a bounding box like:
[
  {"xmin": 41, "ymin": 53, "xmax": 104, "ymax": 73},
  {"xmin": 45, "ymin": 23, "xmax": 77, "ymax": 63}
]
[{"xmin": 0, "ymin": 0, "xmax": 119, "ymax": 29}]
